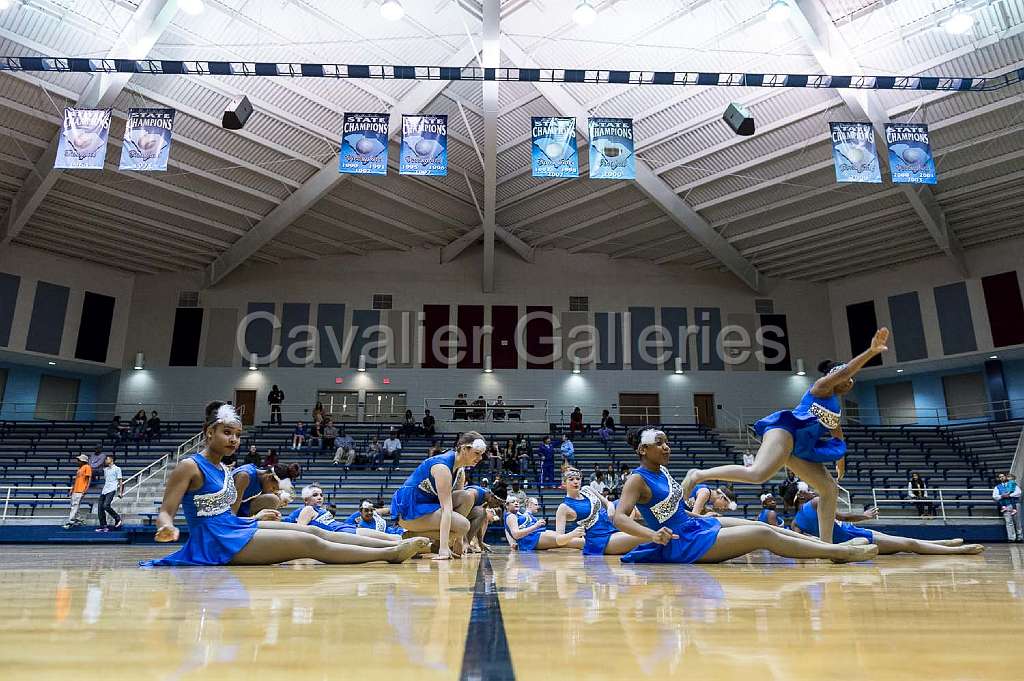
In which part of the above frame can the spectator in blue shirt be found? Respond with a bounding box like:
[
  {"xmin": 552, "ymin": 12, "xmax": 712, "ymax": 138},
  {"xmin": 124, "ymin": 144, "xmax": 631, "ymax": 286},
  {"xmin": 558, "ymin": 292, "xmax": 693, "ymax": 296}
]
[
  {"xmin": 993, "ymin": 472, "xmax": 1022, "ymax": 542},
  {"xmin": 560, "ymin": 433, "xmax": 576, "ymax": 466},
  {"xmin": 291, "ymin": 421, "xmax": 307, "ymax": 450},
  {"xmin": 538, "ymin": 436, "xmax": 556, "ymax": 487}
]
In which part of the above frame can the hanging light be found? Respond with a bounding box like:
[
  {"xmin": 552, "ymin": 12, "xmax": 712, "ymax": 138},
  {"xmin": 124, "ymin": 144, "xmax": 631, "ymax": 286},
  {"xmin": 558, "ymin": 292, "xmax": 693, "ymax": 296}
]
[
  {"xmin": 942, "ymin": 8, "xmax": 975, "ymax": 35},
  {"xmin": 571, "ymin": 360, "xmax": 582, "ymax": 374},
  {"xmin": 795, "ymin": 358, "xmax": 806, "ymax": 376},
  {"xmin": 0, "ymin": 1, "xmax": 12, "ymax": 12},
  {"xmin": 358, "ymin": 354, "xmax": 367, "ymax": 372},
  {"xmin": 133, "ymin": 352, "xmax": 145, "ymax": 371},
  {"xmin": 572, "ymin": 0, "xmax": 598, "ymax": 26},
  {"xmin": 248, "ymin": 353, "xmax": 258, "ymax": 371},
  {"xmin": 766, "ymin": 0, "xmax": 791, "ymax": 23},
  {"xmin": 379, "ymin": 0, "xmax": 405, "ymax": 21},
  {"xmin": 178, "ymin": 0, "xmax": 205, "ymax": 16},
  {"xmin": 483, "ymin": 356, "xmax": 493, "ymax": 373},
  {"xmin": 674, "ymin": 357, "xmax": 684, "ymax": 374}
]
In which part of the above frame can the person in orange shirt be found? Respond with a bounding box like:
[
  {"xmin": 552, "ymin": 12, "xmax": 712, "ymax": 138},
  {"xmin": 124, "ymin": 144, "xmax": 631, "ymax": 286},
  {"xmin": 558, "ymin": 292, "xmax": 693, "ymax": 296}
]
[{"xmin": 63, "ymin": 454, "xmax": 92, "ymax": 529}]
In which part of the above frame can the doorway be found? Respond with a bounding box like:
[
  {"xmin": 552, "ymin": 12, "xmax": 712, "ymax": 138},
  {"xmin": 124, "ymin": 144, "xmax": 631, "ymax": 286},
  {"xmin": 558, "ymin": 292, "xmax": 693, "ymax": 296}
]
[
  {"xmin": 316, "ymin": 390, "xmax": 359, "ymax": 422},
  {"xmin": 35, "ymin": 375, "xmax": 80, "ymax": 420},
  {"xmin": 234, "ymin": 389, "xmax": 257, "ymax": 426},
  {"xmin": 618, "ymin": 393, "xmax": 661, "ymax": 426},
  {"xmin": 693, "ymin": 393, "xmax": 716, "ymax": 429},
  {"xmin": 365, "ymin": 391, "xmax": 407, "ymax": 421}
]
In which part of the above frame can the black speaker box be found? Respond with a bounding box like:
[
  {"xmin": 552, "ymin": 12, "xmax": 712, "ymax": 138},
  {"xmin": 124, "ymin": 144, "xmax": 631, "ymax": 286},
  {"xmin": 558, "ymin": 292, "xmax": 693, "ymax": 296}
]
[
  {"xmin": 222, "ymin": 95, "xmax": 253, "ymax": 130},
  {"xmin": 723, "ymin": 102, "xmax": 755, "ymax": 136}
]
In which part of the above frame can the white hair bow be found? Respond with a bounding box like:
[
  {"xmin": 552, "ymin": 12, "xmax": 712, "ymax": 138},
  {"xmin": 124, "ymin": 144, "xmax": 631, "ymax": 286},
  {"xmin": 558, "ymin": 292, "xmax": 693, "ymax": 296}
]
[
  {"xmin": 639, "ymin": 429, "xmax": 664, "ymax": 446},
  {"xmin": 215, "ymin": 404, "xmax": 241, "ymax": 427}
]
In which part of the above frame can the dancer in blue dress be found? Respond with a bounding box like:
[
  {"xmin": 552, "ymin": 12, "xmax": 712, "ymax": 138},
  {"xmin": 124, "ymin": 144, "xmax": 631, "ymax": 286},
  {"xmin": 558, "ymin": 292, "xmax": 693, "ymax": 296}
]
[
  {"xmin": 757, "ymin": 493, "xmax": 784, "ymax": 527},
  {"xmin": 554, "ymin": 467, "xmax": 646, "ymax": 555},
  {"xmin": 682, "ymin": 327, "xmax": 890, "ymax": 543},
  {"xmin": 390, "ymin": 431, "xmax": 486, "ymax": 560},
  {"xmin": 286, "ymin": 486, "xmax": 403, "ymax": 543},
  {"xmin": 143, "ymin": 401, "xmax": 429, "ymax": 567},
  {"xmin": 345, "ymin": 498, "xmax": 406, "ymax": 536},
  {"xmin": 231, "ymin": 462, "xmax": 300, "ymax": 517},
  {"xmin": 687, "ymin": 483, "xmax": 737, "ymax": 517},
  {"xmin": 613, "ymin": 429, "xmax": 878, "ymax": 564},
  {"xmin": 792, "ymin": 488, "xmax": 983, "ymax": 555},
  {"xmin": 506, "ymin": 496, "xmax": 584, "ymax": 552}
]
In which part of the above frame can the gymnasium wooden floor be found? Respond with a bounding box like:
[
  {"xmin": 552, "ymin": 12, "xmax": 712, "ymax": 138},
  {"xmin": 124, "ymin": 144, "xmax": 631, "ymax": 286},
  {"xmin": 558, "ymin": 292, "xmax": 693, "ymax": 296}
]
[{"xmin": 1, "ymin": 544, "xmax": 1022, "ymax": 681}]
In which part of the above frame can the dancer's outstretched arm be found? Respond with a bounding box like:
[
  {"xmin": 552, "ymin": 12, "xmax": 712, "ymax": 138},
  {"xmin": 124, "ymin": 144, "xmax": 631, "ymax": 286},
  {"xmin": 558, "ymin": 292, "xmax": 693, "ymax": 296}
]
[
  {"xmin": 154, "ymin": 460, "xmax": 199, "ymax": 542},
  {"xmin": 836, "ymin": 506, "xmax": 877, "ymax": 523},
  {"xmin": 552, "ymin": 503, "xmax": 585, "ymax": 546},
  {"xmin": 811, "ymin": 327, "xmax": 889, "ymax": 397}
]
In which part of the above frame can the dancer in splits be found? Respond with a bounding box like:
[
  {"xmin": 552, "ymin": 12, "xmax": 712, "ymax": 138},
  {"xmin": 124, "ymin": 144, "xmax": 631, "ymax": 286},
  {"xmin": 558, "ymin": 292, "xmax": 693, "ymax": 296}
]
[
  {"xmin": 792, "ymin": 487, "xmax": 984, "ymax": 555},
  {"xmin": 505, "ymin": 497, "xmax": 584, "ymax": 552},
  {"xmin": 682, "ymin": 327, "xmax": 890, "ymax": 543},
  {"xmin": 143, "ymin": 402, "xmax": 428, "ymax": 567},
  {"xmin": 553, "ymin": 467, "xmax": 647, "ymax": 555},
  {"xmin": 390, "ymin": 431, "xmax": 486, "ymax": 560},
  {"xmin": 284, "ymin": 485, "xmax": 404, "ymax": 543},
  {"xmin": 613, "ymin": 429, "xmax": 878, "ymax": 564}
]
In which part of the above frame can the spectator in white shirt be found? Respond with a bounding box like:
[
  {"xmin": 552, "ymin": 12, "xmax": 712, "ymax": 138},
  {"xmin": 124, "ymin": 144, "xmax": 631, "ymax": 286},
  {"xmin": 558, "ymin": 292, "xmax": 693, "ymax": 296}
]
[
  {"xmin": 96, "ymin": 454, "xmax": 124, "ymax": 532},
  {"xmin": 993, "ymin": 472, "xmax": 1022, "ymax": 542},
  {"xmin": 588, "ymin": 472, "xmax": 610, "ymax": 496},
  {"xmin": 383, "ymin": 431, "xmax": 402, "ymax": 467},
  {"xmin": 742, "ymin": 451, "xmax": 755, "ymax": 467}
]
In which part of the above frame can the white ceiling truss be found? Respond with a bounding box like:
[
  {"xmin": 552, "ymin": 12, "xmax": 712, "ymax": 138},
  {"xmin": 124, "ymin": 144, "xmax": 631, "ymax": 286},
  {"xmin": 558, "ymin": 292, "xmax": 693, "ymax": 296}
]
[{"xmin": 0, "ymin": 0, "xmax": 1019, "ymax": 287}]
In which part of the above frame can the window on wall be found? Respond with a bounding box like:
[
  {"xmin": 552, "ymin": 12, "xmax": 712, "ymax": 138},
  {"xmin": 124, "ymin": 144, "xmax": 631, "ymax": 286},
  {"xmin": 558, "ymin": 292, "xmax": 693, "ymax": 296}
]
[
  {"xmin": 365, "ymin": 392, "xmax": 407, "ymax": 421},
  {"xmin": 942, "ymin": 372, "xmax": 988, "ymax": 420}
]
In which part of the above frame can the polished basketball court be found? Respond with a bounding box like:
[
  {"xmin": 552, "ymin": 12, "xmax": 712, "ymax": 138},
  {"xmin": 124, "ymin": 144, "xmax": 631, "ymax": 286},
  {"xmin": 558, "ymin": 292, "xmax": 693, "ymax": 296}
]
[{"xmin": 1, "ymin": 545, "xmax": 1021, "ymax": 680}]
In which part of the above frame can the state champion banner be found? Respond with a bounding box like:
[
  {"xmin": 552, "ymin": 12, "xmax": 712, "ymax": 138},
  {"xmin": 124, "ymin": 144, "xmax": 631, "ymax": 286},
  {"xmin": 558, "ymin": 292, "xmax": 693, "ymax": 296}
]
[
  {"xmin": 119, "ymin": 108, "xmax": 175, "ymax": 171},
  {"xmin": 399, "ymin": 114, "xmax": 447, "ymax": 176},
  {"xmin": 884, "ymin": 123, "xmax": 937, "ymax": 185},
  {"xmin": 339, "ymin": 112, "xmax": 390, "ymax": 176},
  {"xmin": 531, "ymin": 117, "xmax": 578, "ymax": 178},
  {"xmin": 54, "ymin": 108, "xmax": 111, "ymax": 170},
  {"xmin": 829, "ymin": 122, "xmax": 881, "ymax": 183},
  {"xmin": 588, "ymin": 117, "xmax": 635, "ymax": 180}
]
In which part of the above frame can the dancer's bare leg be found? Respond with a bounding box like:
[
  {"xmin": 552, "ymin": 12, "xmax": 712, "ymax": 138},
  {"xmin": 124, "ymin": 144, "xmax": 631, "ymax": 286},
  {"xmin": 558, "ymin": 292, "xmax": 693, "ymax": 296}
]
[
  {"xmin": 870, "ymin": 532, "xmax": 984, "ymax": 555},
  {"xmin": 535, "ymin": 530, "xmax": 584, "ymax": 551},
  {"xmin": 258, "ymin": 521, "xmax": 405, "ymax": 548},
  {"xmin": 355, "ymin": 527, "xmax": 403, "ymax": 543},
  {"xmin": 682, "ymin": 430, "xmax": 793, "ymax": 499},
  {"xmin": 399, "ymin": 509, "xmax": 471, "ymax": 557},
  {"xmin": 784, "ymin": 456, "xmax": 839, "ymax": 544},
  {"xmin": 601, "ymin": 532, "xmax": 649, "ymax": 555},
  {"xmin": 715, "ymin": 516, "xmax": 825, "ymax": 542},
  {"xmin": 696, "ymin": 524, "xmax": 877, "ymax": 563},
  {"xmin": 231, "ymin": 528, "xmax": 427, "ymax": 565},
  {"xmin": 466, "ymin": 507, "xmax": 486, "ymax": 553}
]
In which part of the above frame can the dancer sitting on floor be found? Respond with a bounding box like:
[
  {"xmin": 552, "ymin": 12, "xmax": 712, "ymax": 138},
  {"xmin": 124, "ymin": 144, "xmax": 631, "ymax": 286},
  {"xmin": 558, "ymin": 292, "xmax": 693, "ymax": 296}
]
[
  {"xmin": 553, "ymin": 467, "xmax": 648, "ymax": 556},
  {"xmin": 682, "ymin": 327, "xmax": 890, "ymax": 543},
  {"xmin": 505, "ymin": 497, "xmax": 584, "ymax": 552},
  {"xmin": 792, "ymin": 486, "xmax": 984, "ymax": 555},
  {"xmin": 345, "ymin": 498, "xmax": 405, "ymax": 536},
  {"xmin": 687, "ymin": 483, "xmax": 737, "ymax": 517},
  {"xmin": 231, "ymin": 461, "xmax": 301, "ymax": 518},
  {"xmin": 143, "ymin": 402, "xmax": 429, "ymax": 567},
  {"xmin": 390, "ymin": 431, "xmax": 486, "ymax": 560},
  {"xmin": 612, "ymin": 428, "xmax": 878, "ymax": 564},
  {"xmin": 757, "ymin": 493, "xmax": 784, "ymax": 527},
  {"xmin": 286, "ymin": 486, "xmax": 402, "ymax": 543}
]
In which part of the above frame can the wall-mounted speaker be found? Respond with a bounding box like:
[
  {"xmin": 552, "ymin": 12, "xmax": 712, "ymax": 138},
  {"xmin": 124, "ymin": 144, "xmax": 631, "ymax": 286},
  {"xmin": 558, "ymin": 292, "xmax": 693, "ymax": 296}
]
[
  {"xmin": 723, "ymin": 102, "xmax": 755, "ymax": 136},
  {"xmin": 222, "ymin": 95, "xmax": 253, "ymax": 130}
]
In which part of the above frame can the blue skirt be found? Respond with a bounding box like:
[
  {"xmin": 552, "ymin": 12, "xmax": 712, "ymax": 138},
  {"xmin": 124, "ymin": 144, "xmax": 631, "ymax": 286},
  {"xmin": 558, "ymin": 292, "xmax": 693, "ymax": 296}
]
[
  {"xmin": 621, "ymin": 515, "xmax": 721, "ymax": 564},
  {"xmin": 754, "ymin": 410, "xmax": 847, "ymax": 463},
  {"xmin": 390, "ymin": 486, "xmax": 440, "ymax": 522},
  {"xmin": 517, "ymin": 527, "xmax": 542, "ymax": 552},
  {"xmin": 582, "ymin": 519, "xmax": 617, "ymax": 556},
  {"xmin": 141, "ymin": 513, "xmax": 258, "ymax": 567},
  {"xmin": 833, "ymin": 521, "xmax": 873, "ymax": 544}
]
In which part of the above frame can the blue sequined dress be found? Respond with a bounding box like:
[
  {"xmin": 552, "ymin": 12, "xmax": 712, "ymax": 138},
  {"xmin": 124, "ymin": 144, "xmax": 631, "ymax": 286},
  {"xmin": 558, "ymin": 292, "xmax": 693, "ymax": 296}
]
[
  {"xmin": 344, "ymin": 511, "xmax": 406, "ymax": 535},
  {"xmin": 232, "ymin": 463, "xmax": 263, "ymax": 516},
  {"xmin": 753, "ymin": 389, "xmax": 847, "ymax": 463},
  {"xmin": 283, "ymin": 505, "xmax": 358, "ymax": 533},
  {"xmin": 620, "ymin": 466, "xmax": 721, "ymax": 564},
  {"xmin": 562, "ymin": 489, "xmax": 617, "ymax": 555},
  {"xmin": 140, "ymin": 454, "xmax": 258, "ymax": 567},
  {"xmin": 390, "ymin": 451, "xmax": 457, "ymax": 521},
  {"xmin": 505, "ymin": 511, "xmax": 543, "ymax": 551},
  {"xmin": 757, "ymin": 508, "xmax": 784, "ymax": 526}
]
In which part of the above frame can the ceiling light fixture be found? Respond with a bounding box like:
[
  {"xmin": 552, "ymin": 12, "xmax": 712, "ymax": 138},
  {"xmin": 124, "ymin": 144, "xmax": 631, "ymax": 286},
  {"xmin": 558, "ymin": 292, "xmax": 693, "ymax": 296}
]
[
  {"xmin": 942, "ymin": 8, "xmax": 975, "ymax": 35},
  {"xmin": 766, "ymin": 0, "xmax": 791, "ymax": 24},
  {"xmin": 896, "ymin": 368, "xmax": 904, "ymax": 373},
  {"xmin": 0, "ymin": 1, "xmax": 12, "ymax": 12},
  {"xmin": 178, "ymin": 0, "xmax": 205, "ymax": 16},
  {"xmin": 380, "ymin": 0, "xmax": 405, "ymax": 21},
  {"xmin": 248, "ymin": 353, "xmax": 258, "ymax": 371},
  {"xmin": 573, "ymin": 0, "xmax": 598, "ymax": 26}
]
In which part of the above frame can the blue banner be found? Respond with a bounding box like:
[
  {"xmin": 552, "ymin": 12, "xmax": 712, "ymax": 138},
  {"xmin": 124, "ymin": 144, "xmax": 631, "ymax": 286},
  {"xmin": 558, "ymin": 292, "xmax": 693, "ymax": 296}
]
[
  {"xmin": 119, "ymin": 108, "xmax": 175, "ymax": 171},
  {"xmin": 531, "ymin": 117, "xmax": 578, "ymax": 178},
  {"xmin": 400, "ymin": 114, "xmax": 447, "ymax": 176},
  {"xmin": 588, "ymin": 117, "xmax": 635, "ymax": 180},
  {"xmin": 884, "ymin": 123, "xmax": 937, "ymax": 185},
  {"xmin": 339, "ymin": 112, "xmax": 390, "ymax": 176},
  {"xmin": 54, "ymin": 108, "xmax": 111, "ymax": 170},
  {"xmin": 829, "ymin": 122, "xmax": 881, "ymax": 183}
]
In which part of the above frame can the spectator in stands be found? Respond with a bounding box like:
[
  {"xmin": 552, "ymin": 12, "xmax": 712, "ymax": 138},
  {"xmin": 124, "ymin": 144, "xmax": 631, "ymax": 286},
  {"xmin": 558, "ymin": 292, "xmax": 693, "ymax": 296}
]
[
  {"xmin": 263, "ymin": 448, "xmax": 279, "ymax": 468},
  {"xmin": 560, "ymin": 433, "xmax": 576, "ymax": 466},
  {"xmin": 368, "ymin": 436, "xmax": 384, "ymax": 469},
  {"xmin": 742, "ymin": 450, "xmax": 755, "ymax": 467},
  {"xmin": 503, "ymin": 439, "xmax": 518, "ymax": 473},
  {"xmin": 145, "ymin": 411, "xmax": 161, "ymax": 442},
  {"xmin": 538, "ymin": 436, "xmax": 556, "ymax": 487},
  {"xmin": 598, "ymin": 422, "xmax": 614, "ymax": 454},
  {"xmin": 63, "ymin": 454, "xmax": 92, "ymax": 529},
  {"xmin": 130, "ymin": 410, "xmax": 147, "ymax": 441},
  {"xmin": 312, "ymin": 401, "xmax": 324, "ymax": 427},
  {"xmin": 618, "ymin": 464, "xmax": 631, "ymax": 491},
  {"xmin": 427, "ymin": 440, "xmax": 442, "ymax": 457},
  {"xmin": 291, "ymin": 421, "xmax": 307, "ymax": 450},
  {"xmin": 589, "ymin": 472, "xmax": 610, "ymax": 496},
  {"xmin": 383, "ymin": 430, "xmax": 402, "ymax": 468},
  {"xmin": 107, "ymin": 416, "xmax": 128, "ymax": 444},
  {"xmin": 570, "ymin": 407, "xmax": 584, "ymax": 434},
  {"xmin": 268, "ymin": 385, "xmax": 285, "ymax": 425},
  {"xmin": 95, "ymin": 454, "xmax": 124, "ymax": 533},
  {"xmin": 779, "ymin": 470, "xmax": 799, "ymax": 516},
  {"xmin": 486, "ymin": 442, "xmax": 502, "ymax": 477},
  {"xmin": 993, "ymin": 472, "xmax": 1022, "ymax": 542},
  {"xmin": 758, "ymin": 493, "xmax": 783, "ymax": 526},
  {"xmin": 454, "ymin": 393, "xmax": 468, "ymax": 420},
  {"xmin": 907, "ymin": 471, "xmax": 936, "ymax": 518},
  {"xmin": 401, "ymin": 409, "xmax": 417, "ymax": 440},
  {"xmin": 516, "ymin": 436, "xmax": 531, "ymax": 474},
  {"xmin": 244, "ymin": 445, "xmax": 261, "ymax": 466},
  {"xmin": 492, "ymin": 474, "xmax": 508, "ymax": 502},
  {"xmin": 472, "ymin": 395, "xmax": 487, "ymax": 420},
  {"xmin": 320, "ymin": 418, "xmax": 338, "ymax": 452},
  {"xmin": 333, "ymin": 430, "xmax": 357, "ymax": 466},
  {"xmin": 87, "ymin": 445, "xmax": 106, "ymax": 471},
  {"xmin": 492, "ymin": 396, "xmax": 506, "ymax": 421},
  {"xmin": 510, "ymin": 480, "xmax": 527, "ymax": 506},
  {"xmin": 601, "ymin": 409, "xmax": 615, "ymax": 431},
  {"xmin": 422, "ymin": 409, "xmax": 436, "ymax": 438}
]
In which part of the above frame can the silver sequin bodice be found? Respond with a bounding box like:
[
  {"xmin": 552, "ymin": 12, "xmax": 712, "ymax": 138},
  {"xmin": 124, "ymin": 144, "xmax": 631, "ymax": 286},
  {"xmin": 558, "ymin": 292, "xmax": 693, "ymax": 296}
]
[
  {"xmin": 193, "ymin": 463, "xmax": 237, "ymax": 517},
  {"xmin": 649, "ymin": 466, "xmax": 684, "ymax": 524}
]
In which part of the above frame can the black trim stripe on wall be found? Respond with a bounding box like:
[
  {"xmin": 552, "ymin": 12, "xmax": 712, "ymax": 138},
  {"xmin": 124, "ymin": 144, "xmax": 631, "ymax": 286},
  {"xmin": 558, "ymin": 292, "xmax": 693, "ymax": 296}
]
[
  {"xmin": 695, "ymin": 307, "xmax": 724, "ymax": 370},
  {"xmin": 759, "ymin": 313, "xmax": 792, "ymax": 371},
  {"xmin": 423, "ymin": 304, "xmax": 450, "ymax": 368},
  {"xmin": 491, "ymin": 305, "xmax": 518, "ymax": 370},
  {"xmin": 278, "ymin": 303, "xmax": 311, "ymax": 368},
  {"xmin": 242, "ymin": 302, "xmax": 275, "ymax": 366},
  {"xmin": 349, "ymin": 309, "xmax": 382, "ymax": 368},
  {"xmin": 933, "ymin": 282, "xmax": 977, "ymax": 355},
  {"xmin": 845, "ymin": 301, "xmax": 883, "ymax": 366},
  {"xmin": 525, "ymin": 306, "xmax": 553, "ymax": 369},
  {"xmin": 661, "ymin": 307, "xmax": 689, "ymax": 371},
  {"xmin": 887, "ymin": 292, "xmax": 928, "ymax": 362},
  {"xmin": 981, "ymin": 271, "xmax": 1024, "ymax": 348},
  {"xmin": 25, "ymin": 281, "xmax": 69, "ymax": 355},
  {"xmin": 629, "ymin": 307, "xmax": 656, "ymax": 370},
  {"xmin": 0, "ymin": 272, "xmax": 20, "ymax": 347},
  {"xmin": 74, "ymin": 291, "xmax": 115, "ymax": 363},
  {"xmin": 316, "ymin": 304, "xmax": 346, "ymax": 368},
  {"xmin": 457, "ymin": 305, "xmax": 485, "ymax": 369},
  {"xmin": 169, "ymin": 308, "xmax": 204, "ymax": 367},
  {"xmin": 596, "ymin": 312, "xmax": 623, "ymax": 370}
]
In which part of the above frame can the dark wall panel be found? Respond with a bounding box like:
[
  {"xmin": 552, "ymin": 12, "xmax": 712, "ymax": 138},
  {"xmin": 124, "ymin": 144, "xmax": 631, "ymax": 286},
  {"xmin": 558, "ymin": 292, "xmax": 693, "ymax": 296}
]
[
  {"xmin": 0, "ymin": 272, "xmax": 21, "ymax": 347},
  {"xmin": 74, "ymin": 291, "xmax": 116, "ymax": 363},
  {"xmin": 661, "ymin": 307, "xmax": 689, "ymax": 371},
  {"xmin": 887, "ymin": 292, "xmax": 928, "ymax": 362},
  {"xmin": 349, "ymin": 309, "xmax": 382, "ymax": 368},
  {"xmin": 694, "ymin": 307, "xmax": 724, "ymax": 370},
  {"xmin": 596, "ymin": 312, "xmax": 624, "ymax": 370},
  {"xmin": 845, "ymin": 300, "xmax": 883, "ymax": 366},
  {"xmin": 278, "ymin": 303, "xmax": 311, "ymax": 367},
  {"xmin": 316, "ymin": 304, "xmax": 346, "ymax": 368},
  {"xmin": 241, "ymin": 302, "xmax": 275, "ymax": 366},
  {"xmin": 169, "ymin": 308, "xmax": 204, "ymax": 366},
  {"xmin": 491, "ymin": 305, "xmax": 518, "ymax": 369},
  {"xmin": 933, "ymin": 283, "xmax": 977, "ymax": 355},
  {"xmin": 456, "ymin": 305, "xmax": 485, "ymax": 369},
  {"xmin": 25, "ymin": 281, "xmax": 69, "ymax": 355},
  {"xmin": 422, "ymin": 304, "xmax": 450, "ymax": 368},
  {"xmin": 629, "ymin": 306, "xmax": 657, "ymax": 370},
  {"xmin": 981, "ymin": 271, "xmax": 1024, "ymax": 347},
  {"xmin": 759, "ymin": 313, "xmax": 792, "ymax": 371},
  {"xmin": 525, "ymin": 306, "xmax": 554, "ymax": 369}
]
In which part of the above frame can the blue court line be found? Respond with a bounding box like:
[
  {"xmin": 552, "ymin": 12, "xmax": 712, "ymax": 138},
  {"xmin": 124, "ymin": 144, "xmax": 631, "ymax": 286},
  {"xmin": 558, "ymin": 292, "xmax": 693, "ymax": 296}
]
[{"xmin": 460, "ymin": 554, "xmax": 515, "ymax": 681}]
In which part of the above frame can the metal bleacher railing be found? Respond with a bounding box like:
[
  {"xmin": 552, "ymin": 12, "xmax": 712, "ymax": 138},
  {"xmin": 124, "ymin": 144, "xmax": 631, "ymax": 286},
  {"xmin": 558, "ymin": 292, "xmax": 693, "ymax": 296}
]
[{"xmin": 870, "ymin": 487, "xmax": 998, "ymax": 522}]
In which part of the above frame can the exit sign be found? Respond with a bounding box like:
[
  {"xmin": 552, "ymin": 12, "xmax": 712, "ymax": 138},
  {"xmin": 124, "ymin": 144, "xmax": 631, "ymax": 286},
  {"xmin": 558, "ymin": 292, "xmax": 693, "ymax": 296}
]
[{"xmin": 335, "ymin": 377, "xmax": 343, "ymax": 384}]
